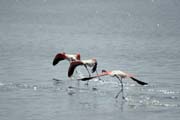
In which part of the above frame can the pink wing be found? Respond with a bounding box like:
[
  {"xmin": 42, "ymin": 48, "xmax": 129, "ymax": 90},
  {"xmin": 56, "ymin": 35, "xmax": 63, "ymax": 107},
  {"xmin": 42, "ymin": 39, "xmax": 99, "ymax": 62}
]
[
  {"xmin": 78, "ymin": 72, "xmax": 110, "ymax": 81},
  {"xmin": 68, "ymin": 61, "xmax": 83, "ymax": 77},
  {"xmin": 52, "ymin": 53, "xmax": 66, "ymax": 66}
]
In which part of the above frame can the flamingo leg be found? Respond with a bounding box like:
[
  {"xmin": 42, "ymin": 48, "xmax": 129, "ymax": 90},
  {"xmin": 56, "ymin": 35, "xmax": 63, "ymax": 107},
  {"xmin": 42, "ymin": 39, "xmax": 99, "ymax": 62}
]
[
  {"xmin": 84, "ymin": 65, "xmax": 91, "ymax": 85},
  {"xmin": 115, "ymin": 76, "xmax": 125, "ymax": 99},
  {"xmin": 96, "ymin": 70, "xmax": 102, "ymax": 80},
  {"xmin": 84, "ymin": 65, "xmax": 91, "ymax": 77}
]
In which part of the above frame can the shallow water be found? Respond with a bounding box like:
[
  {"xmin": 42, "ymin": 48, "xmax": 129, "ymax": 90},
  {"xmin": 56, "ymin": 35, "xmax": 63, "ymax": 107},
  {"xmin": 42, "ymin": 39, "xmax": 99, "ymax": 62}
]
[{"xmin": 0, "ymin": 0, "xmax": 180, "ymax": 120}]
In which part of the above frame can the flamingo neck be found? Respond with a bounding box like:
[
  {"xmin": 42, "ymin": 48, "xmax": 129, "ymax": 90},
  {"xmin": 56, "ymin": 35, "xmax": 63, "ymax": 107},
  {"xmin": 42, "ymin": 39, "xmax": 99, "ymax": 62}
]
[{"xmin": 102, "ymin": 71, "xmax": 112, "ymax": 75}]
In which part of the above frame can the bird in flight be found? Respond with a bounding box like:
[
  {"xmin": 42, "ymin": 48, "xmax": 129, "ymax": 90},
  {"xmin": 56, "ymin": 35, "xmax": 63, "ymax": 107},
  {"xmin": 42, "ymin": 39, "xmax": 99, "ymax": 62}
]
[
  {"xmin": 52, "ymin": 52, "xmax": 80, "ymax": 66},
  {"xmin": 78, "ymin": 69, "xmax": 148, "ymax": 99},
  {"xmin": 68, "ymin": 58, "xmax": 101, "ymax": 83}
]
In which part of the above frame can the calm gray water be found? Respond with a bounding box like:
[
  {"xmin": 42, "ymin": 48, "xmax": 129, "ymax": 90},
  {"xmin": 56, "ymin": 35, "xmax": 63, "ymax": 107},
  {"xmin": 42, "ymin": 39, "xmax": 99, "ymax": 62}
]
[{"xmin": 0, "ymin": 0, "xmax": 180, "ymax": 120}]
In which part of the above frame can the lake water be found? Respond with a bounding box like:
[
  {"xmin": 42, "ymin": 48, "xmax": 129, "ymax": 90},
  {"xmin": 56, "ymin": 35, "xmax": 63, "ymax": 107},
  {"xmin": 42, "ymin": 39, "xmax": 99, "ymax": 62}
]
[{"xmin": 0, "ymin": 0, "xmax": 180, "ymax": 120}]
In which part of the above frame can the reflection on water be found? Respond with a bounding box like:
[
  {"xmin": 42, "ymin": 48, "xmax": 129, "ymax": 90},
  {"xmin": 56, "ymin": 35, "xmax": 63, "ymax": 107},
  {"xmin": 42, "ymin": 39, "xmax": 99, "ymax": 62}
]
[
  {"xmin": 0, "ymin": 77, "xmax": 180, "ymax": 120},
  {"xmin": 0, "ymin": 79, "xmax": 179, "ymax": 109}
]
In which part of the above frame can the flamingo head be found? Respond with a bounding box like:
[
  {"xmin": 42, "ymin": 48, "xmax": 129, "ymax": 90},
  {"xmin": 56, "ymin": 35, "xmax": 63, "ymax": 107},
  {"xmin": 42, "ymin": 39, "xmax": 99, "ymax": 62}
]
[
  {"xmin": 102, "ymin": 69, "xmax": 107, "ymax": 73},
  {"xmin": 76, "ymin": 53, "xmax": 81, "ymax": 60},
  {"xmin": 101, "ymin": 69, "xmax": 112, "ymax": 75},
  {"xmin": 92, "ymin": 58, "xmax": 97, "ymax": 63}
]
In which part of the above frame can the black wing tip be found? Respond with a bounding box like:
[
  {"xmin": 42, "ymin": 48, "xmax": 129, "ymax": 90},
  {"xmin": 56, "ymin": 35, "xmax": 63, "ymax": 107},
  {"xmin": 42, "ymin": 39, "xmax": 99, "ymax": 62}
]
[
  {"xmin": 77, "ymin": 76, "xmax": 95, "ymax": 81},
  {"xmin": 52, "ymin": 58, "xmax": 59, "ymax": 66},
  {"xmin": 130, "ymin": 77, "xmax": 148, "ymax": 86},
  {"xmin": 52, "ymin": 53, "xmax": 65, "ymax": 66},
  {"xmin": 141, "ymin": 82, "xmax": 148, "ymax": 86},
  {"xmin": 91, "ymin": 63, "xmax": 97, "ymax": 73},
  {"xmin": 143, "ymin": 82, "xmax": 148, "ymax": 85},
  {"xmin": 77, "ymin": 78, "xmax": 88, "ymax": 81}
]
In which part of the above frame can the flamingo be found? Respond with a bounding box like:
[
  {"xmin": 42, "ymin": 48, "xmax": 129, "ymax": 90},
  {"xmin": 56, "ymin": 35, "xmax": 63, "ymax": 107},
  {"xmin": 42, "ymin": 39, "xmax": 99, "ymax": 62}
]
[
  {"xmin": 68, "ymin": 58, "xmax": 100, "ymax": 82},
  {"xmin": 52, "ymin": 52, "xmax": 81, "ymax": 66},
  {"xmin": 78, "ymin": 69, "xmax": 148, "ymax": 99}
]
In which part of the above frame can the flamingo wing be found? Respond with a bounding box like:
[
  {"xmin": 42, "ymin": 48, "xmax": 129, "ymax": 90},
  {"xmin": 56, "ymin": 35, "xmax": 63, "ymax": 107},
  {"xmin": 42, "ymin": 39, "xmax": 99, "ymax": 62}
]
[
  {"xmin": 130, "ymin": 77, "xmax": 148, "ymax": 85},
  {"xmin": 78, "ymin": 72, "xmax": 109, "ymax": 81},
  {"xmin": 68, "ymin": 61, "xmax": 83, "ymax": 77},
  {"xmin": 91, "ymin": 62, "xmax": 97, "ymax": 73},
  {"xmin": 77, "ymin": 76, "xmax": 97, "ymax": 81},
  {"xmin": 52, "ymin": 53, "xmax": 66, "ymax": 66}
]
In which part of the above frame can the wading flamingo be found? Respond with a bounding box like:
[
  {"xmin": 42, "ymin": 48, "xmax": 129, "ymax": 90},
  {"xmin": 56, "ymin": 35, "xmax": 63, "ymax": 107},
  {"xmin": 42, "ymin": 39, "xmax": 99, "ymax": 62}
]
[{"xmin": 78, "ymin": 69, "xmax": 148, "ymax": 99}]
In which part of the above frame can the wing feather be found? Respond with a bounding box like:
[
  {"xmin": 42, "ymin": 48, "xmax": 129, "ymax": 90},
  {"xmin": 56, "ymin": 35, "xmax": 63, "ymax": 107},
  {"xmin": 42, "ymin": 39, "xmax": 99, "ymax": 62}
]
[
  {"xmin": 68, "ymin": 61, "xmax": 83, "ymax": 77},
  {"xmin": 52, "ymin": 53, "xmax": 66, "ymax": 66}
]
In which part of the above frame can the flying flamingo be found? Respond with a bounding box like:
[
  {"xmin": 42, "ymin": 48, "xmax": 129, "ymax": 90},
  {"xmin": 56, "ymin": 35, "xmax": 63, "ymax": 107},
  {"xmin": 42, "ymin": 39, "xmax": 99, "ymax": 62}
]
[
  {"xmin": 52, "ymin": 52, "xmax": 81, "ymax": 66},
  {"xmin": 78, "ymin": 69, "xmax": 148, "ymax": 99},
  {"xmin": 68, "ymin": 58, "xmax": 101, "ymax": 83}
]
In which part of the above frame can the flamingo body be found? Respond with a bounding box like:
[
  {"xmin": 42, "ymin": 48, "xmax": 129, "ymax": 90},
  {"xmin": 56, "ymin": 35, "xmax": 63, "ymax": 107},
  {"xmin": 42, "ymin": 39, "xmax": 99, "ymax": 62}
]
[
  {"xmin": 78, "ymin": 69, "xmax": 148, "ymax": 98},
  {"xmin": 68, "ymin": 59, "xmax": 97, "ymax": 77},
  {"xmin": 52, "ymin": 52, "xmax": 80, "ymax": 66},
  {"xmin": 110, "ymin": 70, "xmax": 128, "ymax": 78}
]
